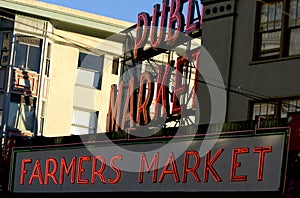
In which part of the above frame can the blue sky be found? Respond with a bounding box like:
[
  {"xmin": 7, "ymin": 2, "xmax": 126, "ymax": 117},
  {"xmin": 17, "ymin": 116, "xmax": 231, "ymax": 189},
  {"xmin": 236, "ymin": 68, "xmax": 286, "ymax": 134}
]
[{"xmin": 38, "ymin": 0, "xmax": 160, "ymax": 23}]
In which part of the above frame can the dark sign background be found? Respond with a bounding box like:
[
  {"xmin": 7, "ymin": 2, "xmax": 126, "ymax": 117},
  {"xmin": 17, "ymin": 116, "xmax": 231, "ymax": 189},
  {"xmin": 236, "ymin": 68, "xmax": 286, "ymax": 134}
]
[{"xmin": 10, "ymin": 133, "xmax": 286, "ymax": 193}]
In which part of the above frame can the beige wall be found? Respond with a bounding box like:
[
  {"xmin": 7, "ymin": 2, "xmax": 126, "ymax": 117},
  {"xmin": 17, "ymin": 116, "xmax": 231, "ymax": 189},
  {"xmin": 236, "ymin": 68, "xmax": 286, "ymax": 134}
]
[{"xmin": 44, "ymin": 44, "xmax": 78, "ymax": 137}]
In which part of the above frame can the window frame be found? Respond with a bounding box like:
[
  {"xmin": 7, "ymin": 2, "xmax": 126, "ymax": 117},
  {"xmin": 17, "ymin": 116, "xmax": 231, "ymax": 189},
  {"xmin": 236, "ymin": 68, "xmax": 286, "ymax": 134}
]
[
  {"xmin": 75, "ymin": 52, "xmax": 104, "ymax": 89},
  {"xmin": 253, "ymin": 0, "xmax": 300, "ymax": 61},
  {"xmin": 71, "ymin": 107, "xmax": 98, "ymax": 135}
]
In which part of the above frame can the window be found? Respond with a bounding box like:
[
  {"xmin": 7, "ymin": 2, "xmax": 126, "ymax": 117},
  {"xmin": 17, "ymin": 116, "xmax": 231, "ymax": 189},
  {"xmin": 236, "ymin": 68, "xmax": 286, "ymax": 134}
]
[
  {"xmin": 14, "ymin": 35, "xmax": 42, "ymax": 73},
  {"xmin": 1, "ymin": 31, "xmax": 11, "ymax": 65},
  {"xmin": 45, "ymin": 43, "xmax": 51, "ymax": 77},
  {"xmin": 252, "ymin": 101, "xmax": 276, "ymax": 120},
  {"xmin": 254, "ymin": 0, "xmax": 300, "ymax": 60},
  {"xmin": 0, "ymin": 92, "xmax": 3, "ymax": 127},
  {"xmin": 251, "ymin": 97, "xmax": 300, "ymax": 119},
  {"xmin": 71, "ymin": 108, "xmax": 98, "ymax": 135},
  {"xmin": 8, "ymin": 94, "xmax": 36, "ymax": 132},
  {"xmin": 76, "ymin": 52, "xmax": 104, "ymax": 89},
  {"xmin": 39, "ymin": 101, "xmax": 46, "ymax": 135},
  {"xmin": 112, "ymin": 57, "xmax": 119, "ymax": 75}
]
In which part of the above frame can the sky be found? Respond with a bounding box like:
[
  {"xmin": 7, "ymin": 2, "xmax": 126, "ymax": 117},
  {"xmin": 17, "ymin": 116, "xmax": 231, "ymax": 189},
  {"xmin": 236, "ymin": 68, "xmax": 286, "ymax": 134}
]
[{"xmin": 38, "ymin": 0, "xmax": 161, "ymax": 23}]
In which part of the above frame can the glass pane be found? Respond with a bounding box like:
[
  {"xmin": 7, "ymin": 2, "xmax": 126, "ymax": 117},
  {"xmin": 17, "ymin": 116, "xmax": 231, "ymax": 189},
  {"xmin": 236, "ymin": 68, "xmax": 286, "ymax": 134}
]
[
  {"xmin": 260, "ymin": 4, "xmax": 268, "ymax": 31},
  {"xmin": 261, "ymin": 31, "xmax": 281, "ymax": 50},
  {"xmin": 289, "ymin": 28, "xmax": 300, "ymax": 55},
  {"xmin": 76, "ymin": 69, "xmax": 100, "ymax": 88},
  {"xmin": 15, "ymin": 44, "xmax": 28, "ymax": 69},
  {"xmin": 267, "ymin": 103, "xmax": 275, "ymax": 114},
  {"xmin": 290, "ymin": 100, "xmax": 297, "ymax": 112},
  {"xmin": 28, "ymin": 45, "xmax": 41, "ymax": 72},
  {"xmin": 260, "ymin": 103, "xmax": 267, "ymax": 115},
  {"xmin": 19, "ymin": 103, "xmax": 34, "ymax": 131},
  {"xmin": 281, "ymin": 103, "xmax": 288, "ymax": 118},
  {"xmin": 298, "ymin": 1, "xmax": 300, "ymax": 25},
  {"xmin": 268, "ymin": 3, "xmax": 275, "ymax": 30},
  {"xmin": 71, "ymin": 126, "xmax": 95, "ymax": 135},
  {"xmin": 78, "ymin": 53, "xmax": 104, "ymax": 71},
  {"xmin": 274, "ymin": 1, "xmax": 282, "ymax": 29},
  {"xmin": 253, "ymin": 104, "xmax": 261, "ymax": 120},
  {"xmin": 8, "ymin": 102, "xmax": 20, "ymax": 128},
  {"xmin": 289, "ymin": 0, "xmax": 298, "ymax": 27}
]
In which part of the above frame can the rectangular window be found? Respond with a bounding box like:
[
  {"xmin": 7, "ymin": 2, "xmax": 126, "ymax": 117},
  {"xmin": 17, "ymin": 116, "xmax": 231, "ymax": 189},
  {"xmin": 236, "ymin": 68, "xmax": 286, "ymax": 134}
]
[
  {"xmin": 7, "ymin": 94, "xmax": 36, "ymax": 132},
  {"xmin": 252, "ymin": 102, "xmax": 276, "ymax": 120},
  {"xmin": 0, "ymin": 92, "xmax": 3, "ymax": 127},
  {"xmin": 76, "ymin": 52, "xmax": 104, "ymax": 89},
  {"xmin": 251, "ymin": 97, "xmax": 300, "ymax": 119},
  {"xmin": 254, "ymin": 0, "xmax": 300, "ymax": 60},
  {"xmin": 71, "ymin": 108, "xmax": 98, "ymax": 135},
  {"xmin": 1, "ymin": 31, "xmax": 12, "ymax": 65},
  {"xmin": 112, "ymin": 57, "xmax": 119, "ymax": 75},
  {"xmin": 39, "ymin": 101, "xmax": 46, "ymax": 135},
  {"xmin": 45, "ymin": 43, "xmax": 51, "ymax": 77},
  {"xmin": 14, "ymin": 35, "xmax": 42, "ymax": 73}
]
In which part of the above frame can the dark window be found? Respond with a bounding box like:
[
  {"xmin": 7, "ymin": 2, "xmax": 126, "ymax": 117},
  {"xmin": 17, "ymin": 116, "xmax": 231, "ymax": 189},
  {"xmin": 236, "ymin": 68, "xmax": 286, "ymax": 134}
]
[
  {"xmin": 76, "ymin": 52, "xmax": 104, "ymax": 89},
  {"xmin": 112, "ymin": 57, "xmax": 119, "ymax": 75},
  {"xmin": 254, "ymin": 0, "xmax": 300, "ymax": 61},
  {"xmin": 1, "ymin": 31, "xmax": 11, "ymax": 66},
  {"xmin": 15, "ymin": 35, "xmax": 42, "ymax": 72},
  {"xmin": 8, "ymin": 94, "xmax": 36, "ymax": 132}
]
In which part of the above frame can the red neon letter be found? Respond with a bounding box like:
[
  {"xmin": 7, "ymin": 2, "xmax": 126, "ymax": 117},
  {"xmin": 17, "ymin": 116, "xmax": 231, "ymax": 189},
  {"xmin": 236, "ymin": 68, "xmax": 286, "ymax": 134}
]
[
  {"xmin": 60, "ymin": 157, "xmax": 77, "ymax": 184},
  {"xmin": 253, "ymin": 146, "xmax": 272, "ymax": 181},
  {"xmin": 166, "ymin": 0, "xmax": 184, "ymax": 44},
  {"xmin": 158, "ymin": 152, "xmax": 180, "ymax": 183},
  {"xmin": 150, "ymin": 0, "xmax": 169, "ymax": 48},
  {"xmin": 139, "ymin": 153, "xmax": 159, "ymax": 183},
  {"xmin": 172, "ymin": 57, "xmax": 188, "ymax": 114},
  {"xmin": 134, "ymin": 12, "xmax": 151, "ymax": 59},
  {"xmin": 77, "ymin": 156, "xmax": 91, "ymax": 184},
  {"xmin": 106, "ymin": 83, "xmax": 124, "ymax": 132},
  {"xmin": 121, "ymin": 78, "xmax": 136, "ymax": 130},
  {"xmin": 108, "ymin": 155, "xmax": 123, "ymax": 184},
  {"xmin": 45, "ymin": 158, "xmax": 58, "ymax": 185},
  {"xmin": 230, "ymin": 148, "xmax": 249, "ymax": 182},
  {"xmin": 136, "ymin": 72, "xmax": 154, "ymax": 125},
  {"xmin": 91, "ymin": 156, "xmax": 106, "ymax": 184},
  {"xmin": 182, "ymin": 151, "xmax": 201, "ymax": 183},
  {"xmin": 203, "ymin": 149, "xmax": 223, "ymax": 182},
  {"xmin": 185, "ymin": 0, "xmax": 200, "ymax": 35},
  {"xmin": 20, "ymin": 159, "xmax": 32, "ymax": 185},
  {"xmin": 191, "ymin": 49, "xmax": 200, "ymax": 108},
  {"xmin": 29, "ymin": 159, "xmax": 44, "ymax": 185},
  {"xmin": 154, "ymin": 63, "xmax": 172, "ymax": 120}
]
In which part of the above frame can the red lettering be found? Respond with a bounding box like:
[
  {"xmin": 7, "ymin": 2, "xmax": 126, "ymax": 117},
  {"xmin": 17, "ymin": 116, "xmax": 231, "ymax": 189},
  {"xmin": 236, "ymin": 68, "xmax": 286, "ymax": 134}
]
[
  {"xmin": 91, "ymin": 156, "xmax": 106, "ymax": 184},
  {"xmin": 182, "ymin": 151, "xmax": 201, "ymax": 183},
  {"xmin": 20, "ymin": 159, "xmax": 32, "ymax": 185},
  {"xmin": 150, "ymin": 0, "xmax": 169, "ymax": 48},
  {"xmin": 185, "ymin": 0, "xmax": 200, "ymax": 35},
  {"xmin": 45, "ymin": 158, "xmax": 58, "ymax": 185},
  {"xmin": 166, "ymin": 0, "xmax": 184, "ymax": 44},
  {"xmin": 106, "ymin": 83, "xmax": 124, "ymax": 132},
  {"xmin": 29, "ymin": 159, "xmax": 44, "ymax": 185},
  {"xmin": 134, "ymin": 12, "xmax": 151, "ymax": 59},
  {"xmin": 230, "ymin": 148, "xmax": 249, "ymax": 182},
  {"xmin": 60, "ymin": 157, "xmax": 76, "ymax": 184},
  {"xmin": 172, "ymin": 57, "xmax": 188, "ymax": 114},
  {"xmin": 108, "ymin": 155, "xmax": 122, "ymax": 184},
  {"xmin": 191, "ymin": 49, "xmax": 200, "ymax": 108},
  {"xmin": 253, "ymin": 146, "xmax": 272, "ymax": 181},
  {"xmin": 154, "ymin": 62, "xmax": 173, "ymax": 120},
  {"xmin": 121, "ymin": 78, "xmax": 136, "ymax": 129},
  {"xmin": 158, "ymin": 152, "xmax": 180, "ymax": 183},
  {"xmin": 77, "ymin": 156, "xmax": 91, "ymax": 184},
  {"xmin": 136, "ymin": 73, "xmax": 154, "ymax": 125},
  {"xmin": 139, "ymin": 153, "xmax": 159, "ymax": 183},
  {"xmin": 203, "ymin": 149, "xmax": 223, "ymax": 182}
]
